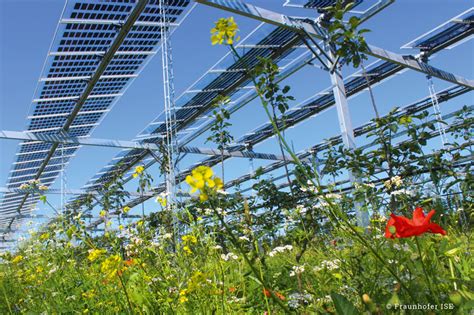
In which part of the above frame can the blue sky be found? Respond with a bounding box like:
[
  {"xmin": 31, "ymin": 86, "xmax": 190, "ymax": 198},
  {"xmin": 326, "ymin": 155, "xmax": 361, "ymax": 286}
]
[{"xmin": 0, "ymin": 0, "xmax": 473, "ymax": 235}]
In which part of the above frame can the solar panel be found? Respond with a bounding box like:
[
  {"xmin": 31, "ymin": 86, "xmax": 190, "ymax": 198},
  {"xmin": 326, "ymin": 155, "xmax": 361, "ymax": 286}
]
[
  {"xmin": 106, "ymin": 16, "xmax": 474, "ymax": 214},
  {"xmin": 401, "ymin": 8, "xmax": 473, "ymax": 51},
  {"xmin": 70, "ymin": 23, "xmax": 304, "ymax": 199},
  {"xmin": 0, "ymin": 0, "xmax": 192, "ymax": 229},
  {"xmin": 284, "ymin": 0, "xmax": 362, "ymax": 10}
]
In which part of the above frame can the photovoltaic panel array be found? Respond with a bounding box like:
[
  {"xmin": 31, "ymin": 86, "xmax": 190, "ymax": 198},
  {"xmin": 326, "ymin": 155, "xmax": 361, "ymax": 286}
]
[
  {"xmin": 284, "ymin": 0, "xmax": 362, "ymax": 9},
  {"xmin": 68, "ymin": 23, "xmax": 305, "ymax": 207},
  {"xmin": 113, "ymin": 16, "xmax": 473, "ymax": 212},
  {"xmin": 401, "ymin": 8, "xmax": 473, "ymax": 51},
  {"xmin": 0, "ymin": 0, "xmax": 192, "ymax": 230}
]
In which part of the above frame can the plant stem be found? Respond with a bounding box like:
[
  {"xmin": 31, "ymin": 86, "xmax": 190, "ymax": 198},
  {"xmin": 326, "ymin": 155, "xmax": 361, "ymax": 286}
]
[{"xmin": 415, "ymin": 236, "xmax": 440, "ymax": 304}]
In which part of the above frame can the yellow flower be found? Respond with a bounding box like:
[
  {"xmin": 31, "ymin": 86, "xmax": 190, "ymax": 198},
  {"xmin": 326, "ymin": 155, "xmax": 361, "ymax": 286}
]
[
  {"xmin": 99, "ymin": 210, "xmax": 107, "ymax": 217},
  {"xmin": 182, "ymin": 235, "xmax": 197, "ymax": 244},
  {"xmin": 135, "ymin": 165, "xmax": 145, "ymax": 174},
  {"xmin": 156, "ymin": 196, "xmax": 167, "ymax": 207},
  {"xmin": 183, "ymin": 246, "xmax": 192, "ymax": 255},
  {"xmin": 185, "ymin": 166, "xmax": 224, "ymax": 202},
  {"xmin": 133, "ymin": 165, "xmax": 145, "ymax": 178},
  {"xmin": 39, "ymin": 233, "xmax": 50, "ymax": 242},
  {"xmin": 123, "ymin": 206, "xmax": 131, "ymax": 214},
  {"xmin": 179, "ymin": 289, "xmax": 189, "ymax": 303},
  {"xmin": 87, "ymin": 248, "xmax": 106, "ymax": 262},
  {"xmin": 119, "ymin": 225, "xmax": 124, "ymax": 231},
  {"xmin": 100, "ymin": 254, "xmax": 122, "ymax": 279},
  {"xmin": 82, "ymin": 289, "xmax": 96, "ymax": 299},
  {"xmin": 211, "ymin": 17, "xmax": 240, "ymax": 45},
  {"xmin": 12, "ymin": 255, "xmax": 23, "ymax": 264}
]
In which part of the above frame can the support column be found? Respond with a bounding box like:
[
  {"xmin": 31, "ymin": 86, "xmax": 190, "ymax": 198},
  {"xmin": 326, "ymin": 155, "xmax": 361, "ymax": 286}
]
[
  {"xmin": 159, "ymin": 0, "xmax": 177, "ymax": 210},
  {"xmin": 327, "ymin": 46, "xmax": 369, "ymax": 227}
]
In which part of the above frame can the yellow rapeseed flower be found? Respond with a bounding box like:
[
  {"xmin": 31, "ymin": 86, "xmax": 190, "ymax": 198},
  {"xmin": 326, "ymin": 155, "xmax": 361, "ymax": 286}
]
[
  {"xmin": 12, "ymin": 255, "xmax": 23, "ymax": 264},
  {"xmin": 133, "ymin": 165, "xmax": 145, "ymax": 178},
  {"xmin": 156, "ymin": 196, "xmax": 167, "ymax": 207},
  {"xmin": 211, "ymin": 17, "xmax": 240, "ymax": 45},
  {"xmin": 87, "ymin": 248, "xmax": 106, "ymax": 262},
  {"xmin": 99, "ymin": 210, "xmax": 107, "ymax": 217},
  {"xmin": 123, "ymin": 206, "xmax": 131, "ymax": 214},
  {"xmin": 100, "ymin": 254, "xmax": 122, "ymax": 279},
  {"xmin": 185, "ymin": 166, "xmax": 224, "ymax": 202},
  {"xmin": 182, "ymin": 235, "xmax": 197, "ymax": 244}
]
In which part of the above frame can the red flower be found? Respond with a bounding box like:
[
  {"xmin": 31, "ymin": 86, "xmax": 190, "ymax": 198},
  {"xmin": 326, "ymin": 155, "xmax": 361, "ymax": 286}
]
[
  {"xmin": 385, "ymin": 207, "xmax": 446, "ymax": 238},
  {"xmin": 263, "ymin": 288, "xmax": 271, "ymax": 298},
  {"xmin": 263, "ymin": 288, "xmax": 285, "ymax": 300}
]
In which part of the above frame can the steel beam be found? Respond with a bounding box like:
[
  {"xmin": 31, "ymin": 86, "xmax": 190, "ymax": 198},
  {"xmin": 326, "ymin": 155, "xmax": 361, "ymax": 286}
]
[
  {"xmin": 39, "ymin": 74, "xmax": 138, "ymax": 82},
  {"xmin": 1, "ymin": 130, "xmax": 291, "ymax": 161},
  {"xmin": 60, "ymin": 18, "xmax": 179, "ymax": 27},
  {"xmin": 49, "ymin": 51, "xmax": 157, "ymax": 57}
]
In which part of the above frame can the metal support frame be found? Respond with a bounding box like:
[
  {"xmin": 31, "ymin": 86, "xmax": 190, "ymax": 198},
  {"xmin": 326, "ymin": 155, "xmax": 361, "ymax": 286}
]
[
  {"xmin": 326, "ymin": 43, "xmax": 368, "ymax": 226},
  {"xmin": 195, "ymin": 0, "xmax": 474, "ymax": 89},
  {"xmin": 0, "ymin": 130, "xmax": 291, "ymax": 162},
  {"xmin": 160, "ymin": 0, "xmax": 178, "ymax": 210}
]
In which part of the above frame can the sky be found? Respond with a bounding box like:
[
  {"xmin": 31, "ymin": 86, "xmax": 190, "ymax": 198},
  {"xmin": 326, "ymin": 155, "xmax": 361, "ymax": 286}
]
[{"xmin": 0, "ymin": 0, "xmax": 473, "ymax": 238}]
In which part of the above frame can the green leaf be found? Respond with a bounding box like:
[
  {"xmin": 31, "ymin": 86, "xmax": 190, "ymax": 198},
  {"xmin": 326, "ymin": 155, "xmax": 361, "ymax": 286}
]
[
  {"xmin": 330, "ymin": 292, "xmax": 360, "ymax": 315},
  {"xmin": 39, "ymin": 195, "xmax": 47, "ymax": 204}
]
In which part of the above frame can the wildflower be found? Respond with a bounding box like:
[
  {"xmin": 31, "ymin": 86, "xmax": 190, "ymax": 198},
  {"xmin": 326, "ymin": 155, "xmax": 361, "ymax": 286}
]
[
  {"xmin": 133, "ymin": 165, "xmax": 145, "ymax": 178},
  {"xmin": 99, "ymin": 210, "xmax": 107, "ymax": 217},
  {"xmin": 124, "ymin": 259, "xmax": 134, "ymax": 267},
  {"xmin": 313, "ymin": 259, "xmax": 340, "ymax": 272},
  {"xmin": 289, "ymin": 265, "xmax": 305, "ymax": 277},
  {"xmin": 162, "ymin": 233, "xmax": 173, "ymax": 239},
  {"xmin": 156, "ymin": 195, "xmax": 167, "ymax": 207},
  {"xmin": 179, "ymin": 289, "xmax": 189, "ymax": 303},
  {"xmin": 11, "ymin": 255, "xmax": 23, "ymax": 264},
  {"xmin": 185, "ymin": 166, "xmax": 223, "ymax": 202},
  {"xmin": 269, "ymin": 245, "xmax": 293, "ymax": 257},
  {"xmin": 183, "ymin": 246, "xmax": 192, "ymax": 255},
  {"xmin": 385, "ymin": 207, "xmax": 446, "ymax": 238},
  {"xmin": 324, "ymin": 193, "xmax": 342, "ymax": 200},
  {"xmin": 390, "ymin": 189, "xmax": 415, "ymax": 197},
  {"xmin": 87, "ymin": 248, "xmax": 106, "ymax": 262},
  {"xmin": 39, "ymin": 233, "xmax": 50, "ymax": 242},
  {"xmin": 211, "ymin": 17, "xmax": 240, "ymax": 45},
  {"xmin": 263, "ymin": 288, "xmax": 285, "ymax": 300},
  {"xmin": 221, "ymin": 252, "xmax": 238, "ymax": 261},
  {"xmin": 182, "ymin": 235, "xmax": 197, "ymax": 244},
  {"xmin": 123, "ymin": 206, "xmax": 130, "ymax": 214},
  {"xmin": 100, "ymin": 254, "xmax": 122, "ymax": 279},
  {"xmin": 384, "ymin": 175, "xmax": 403, "ymax": 189},
  {"xmin": 82, "ymin": 289, "xmax": 96, "ymax": 299}
]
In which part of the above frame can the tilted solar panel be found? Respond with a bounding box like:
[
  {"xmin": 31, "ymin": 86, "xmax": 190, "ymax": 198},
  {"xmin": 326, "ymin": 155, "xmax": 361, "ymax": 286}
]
[
  {"xmin": 110, "ymin": 15, "xmax": 474, "ymax": 214},
  {"xmin": 401, "ymin": 8, "xmax": 473, "ymax": 51},
  {"xmin": 69, "ymin": 24, "xmax": 304, "ymax": 203},
  {"xmin": 0, "ymin": 0, "xmax": 192, "ymax": 229}
]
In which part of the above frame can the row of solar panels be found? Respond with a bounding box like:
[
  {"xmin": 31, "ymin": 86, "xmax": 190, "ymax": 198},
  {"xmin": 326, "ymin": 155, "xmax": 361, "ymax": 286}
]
[
  {"xmin": 0, "ymin": 0, "xmax": 192, "ymax": 228},
  {"xmin": 226, "ymin": 85, "xmax": 471, "ymax": 191},
  {"xmin": 109, "ymin": 11, "xmax": 473, "ymax": 213},
  {"xmin": 69, "ymin": 24, "xmax": 304, "ymax": 205}
]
